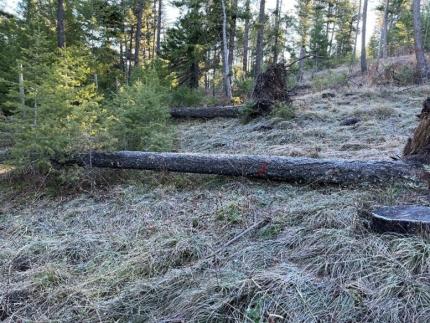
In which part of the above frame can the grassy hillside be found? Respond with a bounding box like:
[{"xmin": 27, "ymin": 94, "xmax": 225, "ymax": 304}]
[{"xmin": 2, "ymin": 83, "xmax": 430, "ymax": 322}]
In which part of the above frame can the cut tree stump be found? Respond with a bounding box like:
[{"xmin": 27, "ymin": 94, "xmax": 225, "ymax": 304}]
[
  {"xmin": 170, "ymin": 105, "xmax": 243, "ymax": 119},
  {"xmin": 61, "ymin": 151, "xmax": 420, "ymax": 185},
  {"xmin": 369, "ymin": 205, "xmax": 430, "ymax": 234}
]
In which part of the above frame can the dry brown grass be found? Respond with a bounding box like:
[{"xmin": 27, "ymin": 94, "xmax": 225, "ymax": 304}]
[{"xmin": 2, "ymin": 83, "xmax": 430, "ymax": 322}]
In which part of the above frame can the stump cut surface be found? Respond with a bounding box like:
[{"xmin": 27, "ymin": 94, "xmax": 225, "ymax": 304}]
[{"xmin": 370, "ymin": 205, "xmax": 430, "ymax": 234}]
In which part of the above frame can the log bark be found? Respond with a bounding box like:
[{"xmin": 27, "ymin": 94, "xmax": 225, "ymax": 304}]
[
  {"xmin": 170, "ymin": 106, "xmax": 242, "ymax": 119},
  {"xmin": 0, "ymin": 149, "xmax": 422, "ymax": 185},
  {"xmin": 64, "ymin": 151, "xmax": 419, "ymax": 185}
]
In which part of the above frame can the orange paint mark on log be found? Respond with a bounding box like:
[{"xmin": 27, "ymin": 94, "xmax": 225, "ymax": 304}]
[{"xmin": 256, "ymin": 162, "xmax": 269, "ymax": 176}]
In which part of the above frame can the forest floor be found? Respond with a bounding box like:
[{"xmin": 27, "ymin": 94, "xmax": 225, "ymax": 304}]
[{"xmin": 2, "ymin": 82, "xmax": 430, "ymax": 322}]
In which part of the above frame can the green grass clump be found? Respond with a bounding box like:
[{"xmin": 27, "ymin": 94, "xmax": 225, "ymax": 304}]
[
  {"xmin": 270, "ymin": 101, "xmax": 296, "ymax": 120},
  {"xmin": 169, "ymin": 86, "xmax": 205, "ymax": 107},
  {"xmin": 216, "ymin": 202, "xmax": 243, "ymax": 224},
  {"xmin": 312, "ymin": 70, "xmax": 348, "ymax": 91}
]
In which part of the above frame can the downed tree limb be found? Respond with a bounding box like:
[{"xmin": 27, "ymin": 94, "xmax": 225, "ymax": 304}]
[
  {"xmin": 207, "ymin": 217, "xmax": 271, "ymax": 259},
  {"xmin": 58, "ymin": 151, "xmax": 421, "ymax": 185},
  {"xmin": 170, "ymin": 105, "xmax": 243, "ymax": 119}
]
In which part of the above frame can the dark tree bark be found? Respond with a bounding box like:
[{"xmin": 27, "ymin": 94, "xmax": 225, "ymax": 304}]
[
  {"xmin": 170, "ymin": 106, "xmax": 242, "ymax": 119},
  {"xmin": 56, "ymin": 0, "xmax": 65, "ymax": 48},
  {"xmin": 134, "ymin": 0, "xmax": 144, "ymax": 67},
  {"xmin": 242, "ymin": 0, "xmax": 251, "ymax": 74},
  {"xmin": 0, "ymin": 150, "xmax": 423, "ymax": 186},
  {"xmin": 61, "ymin": 152, "xmax": 419, "ymax": 185},
  {"xmin": 413, "ymin": 0, "xmax": 429, "ymax": 81},
  {"xmin": 255, "ymin": 0, "xmax": 266, "ymax": 77},
  {"xmin": 361, "ymin": 0, "xmax": 368, "ymax": 73}
]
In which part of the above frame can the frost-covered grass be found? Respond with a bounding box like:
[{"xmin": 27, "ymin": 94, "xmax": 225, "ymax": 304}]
[
  {"xmin": 2, "ymin": 84, "xmax": 430, "ymax": 322},
  {"xmin": 176, "ymin": 84, "xmax": 428, "ymax": 161}
]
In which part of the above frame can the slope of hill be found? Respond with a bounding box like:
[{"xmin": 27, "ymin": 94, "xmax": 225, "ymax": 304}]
[{"xmin": 2, "ymin": 84, "xmax": 430, "ymax": 322}]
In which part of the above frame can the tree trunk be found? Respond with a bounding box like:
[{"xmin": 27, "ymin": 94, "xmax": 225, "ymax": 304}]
[
  {"xmin": 221, "ymin": 0, "xmax": 233, "ymax": 101},
  {"xmin": 156, "ymin": 0, "xmax": 162, "ymax": 56},
  {"xmin": 255, "ymin": 0, "xmax": 266, "ymax": 77},
  {"xmin": 229, "ymin": 0, "xmax": 238, "ymax": 80},
  {"xmin": 326, "ymin": 1, "xmax": 334, "ymax": 56},
  {"xmin": 297, "ymin": 46, "xmax": 306, "ymax": 82},
  {"xmin": 361, "ymin": 0, "xmax": 368, "ymax": 73},
  {"xmin": 18, "ymin": 64, "xmax": 25, "ymax": 110},
  {"xmin": 242, "ymin": 0, "xmax": 251, "ymax": 75},
  {"xmin": 152, "ymin": 0, "xmax": 157, "ymax": 59},
  {"xmin": 273, "ymin": 0, "xmax": 281, "ymax": 63},
  {"xmin": 381, "ymin": 0, "xmax": 389, "ymax": 58},
  {"xmin": 351, "ymin": 0, "xmax": 362, "ymax": 66},
  {"xmin": 170, "ymin": 105, "xmax": 242, "ymax": 119},
  {"xmin": 120, "ymin": 40, "xmax": 126, "ymax": 75},
  {"xmin": 58, "ymin": 152, "xmax": 419, "ymax": 185},
  {"xmin": 56, "ymin": 0, "xmax": 65, "ymax": 48},
  {"xmin": 128, "ymin": 25, "xmax": 134, "ymax": 83},
  {"xmin": 413, "ymin": 0, "xmax": 428, "ymax": 82},
  {"xmin": 134, "ymin": 0, "xmax": 144, "ymax": 67}
]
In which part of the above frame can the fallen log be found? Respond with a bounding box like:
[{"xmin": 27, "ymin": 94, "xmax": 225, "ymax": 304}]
[
  {"xmin": 170, "ymin": 105, "xmax": 242, "ymax": 119},
  {"xmin": 60, "ymin": 151, "xmax": 421, "ymax": 185}
]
